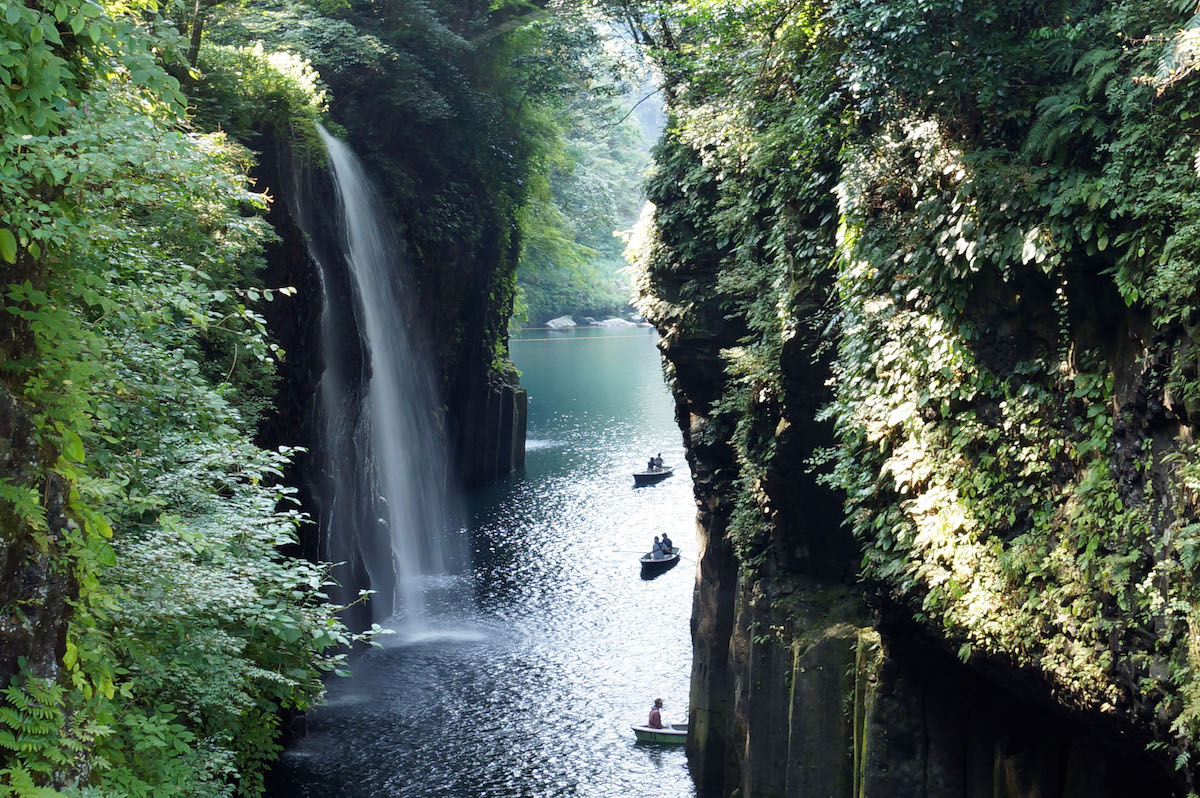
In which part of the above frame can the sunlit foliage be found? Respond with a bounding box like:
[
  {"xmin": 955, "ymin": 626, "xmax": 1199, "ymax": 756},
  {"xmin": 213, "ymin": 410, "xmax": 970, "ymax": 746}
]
[
  {"xmin": 0, "ymin": 0, "xmax": 364, "ymax": 793},
  {"xmin": 624, "ymin": 0, "xmax": 1200, "ymax": 773}
]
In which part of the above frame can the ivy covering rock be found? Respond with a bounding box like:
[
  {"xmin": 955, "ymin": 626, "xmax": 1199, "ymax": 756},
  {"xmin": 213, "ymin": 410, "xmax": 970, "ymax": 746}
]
[{"xmin": 624, "ymin": 0, "xmax": 1200, "ymax": 783}]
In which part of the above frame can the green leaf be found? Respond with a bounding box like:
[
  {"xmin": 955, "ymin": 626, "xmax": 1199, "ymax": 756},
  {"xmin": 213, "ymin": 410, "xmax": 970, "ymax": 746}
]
[
  {"xmin": 61, "ymin": 428, "xmax": 84, "ymax": 462},
  {"xmin": 0, "ymin": 229, "xmax": 15, "ymax": 264},
  {"xmin": 278, "ymin": 626, "xmax": 303, "ymax": 644}
]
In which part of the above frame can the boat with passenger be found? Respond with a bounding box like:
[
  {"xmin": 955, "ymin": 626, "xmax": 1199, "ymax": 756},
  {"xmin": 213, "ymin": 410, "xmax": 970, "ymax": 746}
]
[
  {"xmin": 640, "ymin": 546, "xmax": 681, "ymax": 575},
  {"xmin": 633, "ymin": 466, "xmax": 673, "ymax": 486},
  {"xmin": 631, "ymin": 723, "xmax": 688, "ymax": 744}
]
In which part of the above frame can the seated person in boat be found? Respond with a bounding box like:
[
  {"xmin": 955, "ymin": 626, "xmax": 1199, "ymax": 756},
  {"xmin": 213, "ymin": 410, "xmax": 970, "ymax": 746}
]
[
  {"xmin": 647, "ymin": 457, "xmax": 658, "ymax": 472},
  {"xmin": 651, "ymin": 537, "xmax": 666, "ymax": 559},
  {"xmin": 648, "ymin": 698, "xmax": 666, "ymax": 729},
  {"xmin": 654, "ymin": 453, "xmax": 664, "ymax": 469},
  {"xmin": 660, "ymin": 532, "xmax": 673, "ymax": 553}
]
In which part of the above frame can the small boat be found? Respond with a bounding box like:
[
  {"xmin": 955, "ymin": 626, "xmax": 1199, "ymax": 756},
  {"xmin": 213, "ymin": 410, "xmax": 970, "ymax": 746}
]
[
  {"xmin": 640, "ymin": 546, "xmax": 681, "ymax": 576},
  {"xmin": 633, "ymin": 466, "xmax": 674, "ymax": 486},
  {"xmin": 632, "ymin": 722, "xmax": 688, "ymax": 744}
]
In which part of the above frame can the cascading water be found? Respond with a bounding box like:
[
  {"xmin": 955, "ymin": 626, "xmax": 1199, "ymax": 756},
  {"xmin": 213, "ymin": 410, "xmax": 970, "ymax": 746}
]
[{"xmin": 307, "ymin": 125, "xmax": 465, "ymax": 634}]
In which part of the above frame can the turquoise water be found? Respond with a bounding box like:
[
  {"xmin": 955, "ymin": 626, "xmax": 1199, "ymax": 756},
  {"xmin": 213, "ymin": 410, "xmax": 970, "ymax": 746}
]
[{"xmin": 270, "ymin": 326, "xmax": 698, "ymax": 797}]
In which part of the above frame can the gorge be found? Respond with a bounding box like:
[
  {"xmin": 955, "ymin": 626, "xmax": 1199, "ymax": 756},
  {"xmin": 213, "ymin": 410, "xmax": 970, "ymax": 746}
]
[{"xmin": 7, "ymin": 1, "xmax": 1200, "ymax": 797}]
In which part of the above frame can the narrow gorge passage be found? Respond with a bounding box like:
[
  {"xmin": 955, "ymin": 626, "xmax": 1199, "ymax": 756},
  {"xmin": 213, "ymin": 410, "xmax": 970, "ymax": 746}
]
[{"xmin": 268, "ymin": 326, "xmax": 698, "ymax": 798}]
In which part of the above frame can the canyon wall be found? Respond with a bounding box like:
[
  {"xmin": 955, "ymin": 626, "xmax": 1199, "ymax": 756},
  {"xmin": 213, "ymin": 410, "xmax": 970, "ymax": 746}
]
[
  {"xmin": 631, "ymin": 3, "xmax": 1200, "ymax": 791},
  {"xmin": 643, "ymin": 161, "xmax": 1185, "ymax": 793}
]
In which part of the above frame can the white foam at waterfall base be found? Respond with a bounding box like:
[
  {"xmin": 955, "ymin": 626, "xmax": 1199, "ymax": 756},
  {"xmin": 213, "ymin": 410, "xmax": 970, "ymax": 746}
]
[
  {"xmin": 313, "ymin": 125, "xmax": 470, "ymax": 631},
  {"xmin": 382, "ymin": 627, "xmax": 490, "ymax": 647},
  {"xmin": 524, "ymin": 439, "xmax": 563, "ymax": 452}
]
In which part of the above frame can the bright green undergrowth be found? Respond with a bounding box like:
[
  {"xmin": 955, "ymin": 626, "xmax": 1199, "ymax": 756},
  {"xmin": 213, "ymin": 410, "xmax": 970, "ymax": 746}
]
[{"xmin": 0, "ymin": 0, "xmax": 366, "ymax": 793}]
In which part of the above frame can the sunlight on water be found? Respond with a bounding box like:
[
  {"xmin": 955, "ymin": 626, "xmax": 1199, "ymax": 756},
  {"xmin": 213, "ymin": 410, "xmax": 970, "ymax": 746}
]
[{"xmin": 270, "ymin": 327, "xmax": 697, "ymax": 798}]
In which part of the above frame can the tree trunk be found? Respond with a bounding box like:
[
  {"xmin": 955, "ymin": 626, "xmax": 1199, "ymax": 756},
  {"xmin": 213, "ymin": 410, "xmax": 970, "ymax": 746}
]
[{"xmin": 186, "ymin": 0, "xmax": 205, "ymax": 67}]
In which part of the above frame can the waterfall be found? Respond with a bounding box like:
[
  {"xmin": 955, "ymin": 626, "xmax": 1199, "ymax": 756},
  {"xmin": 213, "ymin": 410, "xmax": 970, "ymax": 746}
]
[{"xmin": 308, "ymin": 125, "xmax": 464, "ymax": 633}]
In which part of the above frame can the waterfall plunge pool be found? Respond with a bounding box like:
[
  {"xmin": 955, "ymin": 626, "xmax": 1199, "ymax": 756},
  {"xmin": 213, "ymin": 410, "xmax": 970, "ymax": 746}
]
[{"xmin": 269, "ymin": 326, "xmax": 698, "ymax": 798}]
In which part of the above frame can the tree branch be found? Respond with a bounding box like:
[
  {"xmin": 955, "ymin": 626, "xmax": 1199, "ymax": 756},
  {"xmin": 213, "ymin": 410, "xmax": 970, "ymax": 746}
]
[{"xmin": 600, "ymin": 88, "xmax": 662, "ymax": 134}]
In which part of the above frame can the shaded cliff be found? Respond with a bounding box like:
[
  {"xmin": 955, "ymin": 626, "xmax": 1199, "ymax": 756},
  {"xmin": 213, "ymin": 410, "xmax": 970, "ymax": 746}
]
[
  {"xmin": 628, "ymin": 0, "xmax": 1200, "ymax": 794},
  {"xmin": 640, "ymin": 130, "xmax": 1186, "ymax": 796},
  {"xmin": 208, "ymin": 0, "xmax": 540, "ymax": 487}
]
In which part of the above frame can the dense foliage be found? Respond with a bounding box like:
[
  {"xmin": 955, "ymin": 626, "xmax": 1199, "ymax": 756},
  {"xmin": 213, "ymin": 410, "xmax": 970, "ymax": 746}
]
[
  {"xmin": 1, "ymin": 0, "xmax": 636, "ymax": 792},
  {"xmin": 515, "ymin": 76, "xmax": 654, "ymax": 325},
  {"xmin": 624, "ymin": 0, "xmax": 1200, "ymax": 778},
  {"xmin": 0, "ymin": 0, "xmax": 363, "ymax": 794}
]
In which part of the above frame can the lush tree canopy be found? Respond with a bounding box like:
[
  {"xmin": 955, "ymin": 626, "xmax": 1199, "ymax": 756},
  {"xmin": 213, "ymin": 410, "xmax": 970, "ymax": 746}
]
[{"xmin": 515, "ymin": 70, "xmax": 655, "ymax": 325}]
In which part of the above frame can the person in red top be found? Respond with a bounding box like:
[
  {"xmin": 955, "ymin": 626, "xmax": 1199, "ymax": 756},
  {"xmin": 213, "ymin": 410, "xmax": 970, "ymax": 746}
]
[{"xmin": 648, "ymin": 698, "xmax": 666, "ymax": 729}]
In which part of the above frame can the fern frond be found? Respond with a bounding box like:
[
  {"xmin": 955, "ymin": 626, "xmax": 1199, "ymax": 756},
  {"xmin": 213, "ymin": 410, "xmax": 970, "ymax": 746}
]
[
  {"xmin": 1074, "ymin": 47, "xmax": 1120, "ymax": 76},
  {"xmin": 1086, "ymin": 62, "xmax": 1119, "ymax": 100}
]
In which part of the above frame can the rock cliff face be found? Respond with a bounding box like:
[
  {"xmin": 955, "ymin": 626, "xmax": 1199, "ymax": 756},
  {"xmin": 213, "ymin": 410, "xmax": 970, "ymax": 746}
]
[
  {"xmin": 0, "ymin": 385, "xmax": 73, "ymax": 686},
  {"xmin": 627, "ymin": 3, "xmax": 1200, "ymax": 793},
  {"xmin": 638, "ymin": 133, "xmax": 1187, "ymax": 796},
  {"xmin": 647, "ymin": 254, "xmax": 1183, "ymax": 798}
]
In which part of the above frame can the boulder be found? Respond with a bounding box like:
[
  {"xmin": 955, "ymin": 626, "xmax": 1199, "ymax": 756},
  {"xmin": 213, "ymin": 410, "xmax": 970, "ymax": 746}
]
[
  {"xmin": 545, "ymin": 315, "xmax": 576, "ymax": 329},
  {"xmin": 595, "ymin": 317, "xmax": 636, "ymax": 327}
]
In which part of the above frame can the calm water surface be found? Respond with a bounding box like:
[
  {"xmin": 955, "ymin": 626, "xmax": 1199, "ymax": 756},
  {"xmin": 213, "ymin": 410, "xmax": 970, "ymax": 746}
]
[{"xmin": 270, "ymin": 326, "xmax": 697, "ymax": 797}]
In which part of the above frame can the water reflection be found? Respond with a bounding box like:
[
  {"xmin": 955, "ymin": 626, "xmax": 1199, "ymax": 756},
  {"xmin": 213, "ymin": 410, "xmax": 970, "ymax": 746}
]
[{"xmin": 270, "ymin": 327, "xmax": 696, "ymax": 797}]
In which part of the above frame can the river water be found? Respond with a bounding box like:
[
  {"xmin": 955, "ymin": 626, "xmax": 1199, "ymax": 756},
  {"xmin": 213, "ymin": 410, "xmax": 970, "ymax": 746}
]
[{"xmin": 269, "ymin": 325, "xmax": 698, "ymax": 797}]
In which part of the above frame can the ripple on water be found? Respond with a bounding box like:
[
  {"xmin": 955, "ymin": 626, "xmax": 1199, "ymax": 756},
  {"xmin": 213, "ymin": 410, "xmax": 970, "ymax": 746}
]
[{"xmin": 269, "ymin": 327, "xmax": 696, "ymax": 798}]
